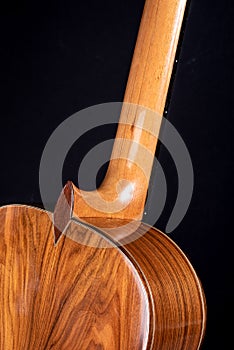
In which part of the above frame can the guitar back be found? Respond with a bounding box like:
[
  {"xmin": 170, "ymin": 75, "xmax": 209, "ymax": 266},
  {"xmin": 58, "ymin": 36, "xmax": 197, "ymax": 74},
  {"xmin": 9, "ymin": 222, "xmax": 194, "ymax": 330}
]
[
  {"xmin": 0, "ymin": 205, "xmax": 205, "ymax": 349},
  {"xmin": 0, "ymin": 0, "xmax": 207, "ymax": 348}
]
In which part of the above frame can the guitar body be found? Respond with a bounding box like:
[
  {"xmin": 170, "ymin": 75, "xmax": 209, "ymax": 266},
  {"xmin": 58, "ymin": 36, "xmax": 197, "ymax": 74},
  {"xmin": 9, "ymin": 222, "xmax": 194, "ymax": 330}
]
[
  {"xmin": 0, "ymin": 0, "xmax": 207, "ymax": 348},
  {"xmin": 0, "ymin": 205, "xmax": 205, "ymax": 349}
]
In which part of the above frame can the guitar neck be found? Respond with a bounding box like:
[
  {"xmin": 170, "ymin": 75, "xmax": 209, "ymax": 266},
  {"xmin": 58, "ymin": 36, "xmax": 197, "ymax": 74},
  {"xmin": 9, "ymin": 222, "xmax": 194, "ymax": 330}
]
[
  {"xmin": 104, "ymin": 0, "xmax": 188, "ymax": 218},
  {"xmin": 123, "ymin": 0, "xmax": 187, "ymax": 112},
  {"xmin": 58, "ymin": 0, "xmax": 188, "ymax": 224}
]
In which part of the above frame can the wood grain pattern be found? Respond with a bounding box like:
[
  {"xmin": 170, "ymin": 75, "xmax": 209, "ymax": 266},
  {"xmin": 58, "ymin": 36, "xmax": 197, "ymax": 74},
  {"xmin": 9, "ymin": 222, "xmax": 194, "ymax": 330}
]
[
  {"xmin": 84, "ymin": 217, "xmax": 207, "ymax": 350},
  {"xmin": 68, "ymin": 0, "xmax": 188, "ymax": 221},
  {"xmin": 0, "ymin": 1, "xmax": 207, "ymax": 348},
  {"xmin": 0, "ymin": 205, "xmax": 206, "ymax": 349},
  {"xmin": 0, "ymin": 205, "xmax": 150, "ymax": 349}
]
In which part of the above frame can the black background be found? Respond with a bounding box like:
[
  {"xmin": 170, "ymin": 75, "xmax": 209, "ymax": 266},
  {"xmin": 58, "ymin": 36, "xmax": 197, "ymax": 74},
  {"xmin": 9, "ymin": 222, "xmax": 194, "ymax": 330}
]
[{"xmin": 0, "ymin": 0, "xmax": 233, "ymax": 348}]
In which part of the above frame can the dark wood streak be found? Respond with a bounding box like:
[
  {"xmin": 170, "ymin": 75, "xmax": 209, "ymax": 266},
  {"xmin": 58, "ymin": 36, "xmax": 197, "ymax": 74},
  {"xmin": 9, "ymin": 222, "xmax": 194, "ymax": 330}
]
[
  {"xmin": 0, "ymin": 205, "xmax": 150, "ymax": 350},
  {"xmin": 0, "ymin": 205, "xmax": 206, "ymax": 349},
  {"xmin": 0, "ymin": 0, "xmax": 207, "ymax": 348},
  {"xmin": 82, "ymin": 217, "xmax": 207, "ymax": 350}
]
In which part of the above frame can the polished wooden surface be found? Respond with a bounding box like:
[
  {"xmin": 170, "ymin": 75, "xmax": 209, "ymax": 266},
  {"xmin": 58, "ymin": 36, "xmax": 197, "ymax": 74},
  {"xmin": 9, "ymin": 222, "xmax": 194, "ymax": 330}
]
[
  {"xmin": 0, "ymin": 206, "xmax": 150, "ymax": 349},
  {"xmin": 0, "ymin": 0, "xmax": 207, "ymax": 348},
  {"xmin": 0, "ymin": 205, "xmax": 206, "ymax": 349},
  {"xmin": 69, "ymin": 0, "xmax": 187, "ymax": 221}
]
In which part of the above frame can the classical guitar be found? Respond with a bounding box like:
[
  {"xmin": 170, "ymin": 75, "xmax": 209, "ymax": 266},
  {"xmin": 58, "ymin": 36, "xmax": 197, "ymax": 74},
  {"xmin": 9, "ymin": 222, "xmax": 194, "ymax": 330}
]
[{"xmin": 0, "ymin": 0, "xmax": 206, "ymax": 349}]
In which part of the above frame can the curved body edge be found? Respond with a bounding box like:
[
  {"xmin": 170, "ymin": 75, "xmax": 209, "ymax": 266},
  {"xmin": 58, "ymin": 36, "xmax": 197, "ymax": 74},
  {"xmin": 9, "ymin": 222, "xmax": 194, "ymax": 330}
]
[
  {"xmin": 0, "ymin": 204, "xmax": 150, "ymax": 349},
  {"xmin": 0, "ymin": 204, "xmax": 206, "ymax": 349},
  {"xmin": 77, "ymin": 216, "xmax": 207, "ymax": 350}
]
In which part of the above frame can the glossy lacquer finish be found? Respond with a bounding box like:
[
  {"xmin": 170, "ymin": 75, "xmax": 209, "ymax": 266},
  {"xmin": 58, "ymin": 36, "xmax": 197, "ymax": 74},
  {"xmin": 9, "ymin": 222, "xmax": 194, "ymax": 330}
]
[
  {"xmin": 70, "ymin": 0, "xmax": 188, "ymax": 221},
  {"xmin": 0, "ymin": 205, "xmax": 205, "ymax": 349},
  {"xmin": 0, "ymin": 206, "xmax": 150, "ymax": 349},
  {"xmin": 0, "ymin": 0, "xmax": 206, "ymax": 348}
]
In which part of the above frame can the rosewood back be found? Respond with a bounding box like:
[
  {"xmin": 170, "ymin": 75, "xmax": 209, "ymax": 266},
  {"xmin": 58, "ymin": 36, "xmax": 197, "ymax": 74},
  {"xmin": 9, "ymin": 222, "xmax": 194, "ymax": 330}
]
[
  {"xmin": 0, "ymin": 0, "xmax": 206, "ymax": 348},
  {"xmin": 0, "ymin": 205, "xmax": 205, "ymax": 349}
]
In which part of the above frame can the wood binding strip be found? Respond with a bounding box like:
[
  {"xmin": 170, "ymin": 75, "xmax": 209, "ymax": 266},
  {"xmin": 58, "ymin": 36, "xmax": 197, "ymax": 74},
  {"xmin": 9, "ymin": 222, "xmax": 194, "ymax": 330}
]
[
  {"xmin": 68, "ymin": 0, "xmax": 188, "ymax": 221},
  {"xmin": 52, "ymin": 183, "xmax": 207, "ymax": 347},
  {"xmin": 0, "ymin": 205, "xmax": 206, "ymax": 349},
  {"xmin": 0, "ymin": 206, "xmax": 151, "ymax": 349}
]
